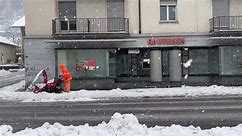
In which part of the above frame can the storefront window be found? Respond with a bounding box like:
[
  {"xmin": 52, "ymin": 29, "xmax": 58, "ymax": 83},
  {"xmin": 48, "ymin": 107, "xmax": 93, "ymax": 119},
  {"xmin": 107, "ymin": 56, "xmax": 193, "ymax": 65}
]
[
  {"xmin": 57, "ymin": 49, "xmax": 115, "ymax": 79},
  {"xmin": 57, "ymin": 49, "xmax": 152, "ymax": 79},
  {"xmin": 187, "ymin": 48, "xmax": 219, "ymax": 75},
  {"xmin": 208, "ymin": 48, "xmax": 219, "ymax": 74},
  {"xmin": 220, "ymin": 46, "xmax": 242, "ymax": 75},
  {"xmin": 189, "ymin": 49, "xmax": 209, "ymax": 75}
]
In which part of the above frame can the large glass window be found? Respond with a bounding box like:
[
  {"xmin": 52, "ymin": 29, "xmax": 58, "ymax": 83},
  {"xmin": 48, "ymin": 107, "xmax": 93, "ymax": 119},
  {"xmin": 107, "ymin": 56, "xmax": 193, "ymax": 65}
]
[
  {"xmin": 183, "ymin": 48, "xmax": 219, "ymax": 75},
  {"xmin": 57, "ymin": 49, "xmax": 114, "ymax": 79},
  {"xmin": 57, "ymin": 49, "xmax": 152, "ymax": 79},
  {"xmin": 189, "ymin": 49, "xmax": 209, "ymax": 75},
  {"xmin": 220, "ymin": 46, "xmax": 242, "ymax": 75},
  {"xmin": 160, "ymin": 0, "xmax": 177, "ymax": 21}
]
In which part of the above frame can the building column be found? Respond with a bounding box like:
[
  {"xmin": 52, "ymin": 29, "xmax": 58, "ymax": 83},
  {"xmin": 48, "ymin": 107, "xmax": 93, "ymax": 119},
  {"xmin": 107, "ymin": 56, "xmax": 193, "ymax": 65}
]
[
  {"xmin": 150, "ymin": 50, "xmax": 162, "ymax": 82},
  {"xmin": 169, "ymin": 49, "xmax": 182, "ymax": 81}
]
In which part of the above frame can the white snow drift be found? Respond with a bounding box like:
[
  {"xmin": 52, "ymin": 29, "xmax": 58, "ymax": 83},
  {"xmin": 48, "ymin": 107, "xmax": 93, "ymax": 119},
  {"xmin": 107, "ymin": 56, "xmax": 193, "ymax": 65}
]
[
  {"xmin": 0, "ymin": 113, "xmax": 242, "ymax": 136},
  {"xmin": 0, "ymin": 69, "xmax": 11, "ymax": 76},
  {"xmin": 0, "ymin": 80, "xmax": 242, "ymax": 102}
]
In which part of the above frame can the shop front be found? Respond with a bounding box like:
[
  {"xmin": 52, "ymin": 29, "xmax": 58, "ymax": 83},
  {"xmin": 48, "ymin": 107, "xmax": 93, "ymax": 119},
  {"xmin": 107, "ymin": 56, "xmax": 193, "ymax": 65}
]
[{"xmin": 46, "ymin": 35, "xmax": 242, "ymax": 89}]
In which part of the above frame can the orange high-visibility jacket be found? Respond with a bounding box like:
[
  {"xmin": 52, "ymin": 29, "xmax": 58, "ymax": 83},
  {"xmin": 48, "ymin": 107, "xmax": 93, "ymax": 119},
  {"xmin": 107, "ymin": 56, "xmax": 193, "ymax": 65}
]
[{"xmin": 59, "ymin": 64, "xmax": 72, "ymax": 81}]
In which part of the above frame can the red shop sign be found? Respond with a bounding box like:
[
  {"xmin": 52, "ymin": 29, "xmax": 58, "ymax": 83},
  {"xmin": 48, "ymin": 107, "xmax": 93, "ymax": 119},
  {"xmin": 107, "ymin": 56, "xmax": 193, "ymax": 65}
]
[{"xmin": 148, "ymin": 37, "xmax": 186, "ymax": 45}]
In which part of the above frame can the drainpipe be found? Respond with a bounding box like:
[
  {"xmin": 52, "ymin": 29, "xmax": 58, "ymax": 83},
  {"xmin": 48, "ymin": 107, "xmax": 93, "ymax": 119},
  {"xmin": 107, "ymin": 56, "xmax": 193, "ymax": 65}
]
[{"xmin": 138, "ymin": 0, "xmax": 141, "ymax": 34}]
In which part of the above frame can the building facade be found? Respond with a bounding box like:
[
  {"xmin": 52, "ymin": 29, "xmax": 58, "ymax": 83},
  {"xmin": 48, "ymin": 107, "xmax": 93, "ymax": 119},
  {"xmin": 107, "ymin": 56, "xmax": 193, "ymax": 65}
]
[
  {"xmin": 0, "ymin": 36, "xmax": 17, "ymax": 65},
  {"xmin": 24, "ymin": 0, "xmax": 242, "ymax": 89}
]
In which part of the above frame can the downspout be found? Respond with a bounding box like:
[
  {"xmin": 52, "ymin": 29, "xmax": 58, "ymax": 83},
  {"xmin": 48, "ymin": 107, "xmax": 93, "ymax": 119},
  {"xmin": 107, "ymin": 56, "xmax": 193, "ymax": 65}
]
[{"xmin": 138, "ymin": 0, "xmax": 141, "ymax": 34}]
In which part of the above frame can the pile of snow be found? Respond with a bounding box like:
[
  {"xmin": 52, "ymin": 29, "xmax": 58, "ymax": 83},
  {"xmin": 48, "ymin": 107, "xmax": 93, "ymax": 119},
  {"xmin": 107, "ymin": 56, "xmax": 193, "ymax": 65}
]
[
  {"xmin": 11, "ymin": 16, "xmax": 25, "ymax": 27},
  {"xmin": 0, "ymin": 113, "xmax": 242, "ymax": 136},
  {"xmin": 0, "ymin": 36, "xmax": 18, "ymax": 46},
  {"xmin": 0, "ymin": 69, "xmax": 11, "ymax": 76},
  {"xmin": 1, "ymin": 81, "xmax": 242, "ymax": 102}
]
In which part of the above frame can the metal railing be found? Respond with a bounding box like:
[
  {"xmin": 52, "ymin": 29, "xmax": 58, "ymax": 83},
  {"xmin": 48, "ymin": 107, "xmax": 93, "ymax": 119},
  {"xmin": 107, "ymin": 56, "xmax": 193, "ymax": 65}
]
[
  {"xmin": 210, "ymin": 16, "xmax": 242, "ymax": 32},
  {"xmin": 52, "ymin": 18, "xmax": 129, "ymax": 34}
]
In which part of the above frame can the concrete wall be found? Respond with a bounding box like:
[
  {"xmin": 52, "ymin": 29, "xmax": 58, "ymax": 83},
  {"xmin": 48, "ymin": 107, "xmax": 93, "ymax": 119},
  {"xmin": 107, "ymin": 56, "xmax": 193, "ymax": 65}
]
[
  {"xmin": 24, "ymin": 0, "xmax": 57, "ymax": 36},
  {"xmin": 24, "ymin": 0, "xmax": 214, "ymax": 35},
  {"xmin": 24, "ymin": 39, "xmax": 57, "ymax": 85},
  {"xmin": 77, "ymin": 0, "xmax": 107, "ymax": 18},
  {"xmin": 125, "ymin": 0, "xmax": 139, "ymax": 34},
  {"xmin": 0, "ymin": 44, "xmax": 16, "ymax": 64},
  {"xmin": 230, "ymin": 0, "xmax": 242, "ymax": 16},
  {"xmin": 139, "ymin": 0, "xmax": 212, "ymax": 34}
]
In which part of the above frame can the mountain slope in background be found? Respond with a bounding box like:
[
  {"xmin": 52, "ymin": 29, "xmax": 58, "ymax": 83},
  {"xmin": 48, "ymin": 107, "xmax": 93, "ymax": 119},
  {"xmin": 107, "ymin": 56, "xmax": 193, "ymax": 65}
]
[{"xmin": 0, "ymin": 0, "xmax": 24, "ymax": 44}]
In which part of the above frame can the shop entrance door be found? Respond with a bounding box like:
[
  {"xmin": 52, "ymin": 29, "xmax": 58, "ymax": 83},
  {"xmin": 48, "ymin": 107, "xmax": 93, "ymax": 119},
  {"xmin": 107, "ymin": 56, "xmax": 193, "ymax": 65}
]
[{"xmin": 116, "ymin": 53, "xmax": 139, "ymax": 77}]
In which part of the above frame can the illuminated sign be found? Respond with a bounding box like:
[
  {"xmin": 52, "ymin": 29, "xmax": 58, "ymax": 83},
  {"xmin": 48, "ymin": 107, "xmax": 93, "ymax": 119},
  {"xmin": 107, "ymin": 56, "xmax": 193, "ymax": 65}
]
[{"xmin": 148, "ymin": 37, "xmax": 186, "ymax": 45}]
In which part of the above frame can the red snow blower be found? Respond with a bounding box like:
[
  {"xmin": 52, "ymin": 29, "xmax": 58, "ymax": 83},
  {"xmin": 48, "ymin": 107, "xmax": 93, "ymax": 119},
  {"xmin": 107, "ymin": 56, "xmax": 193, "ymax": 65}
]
[{"xmin": 27, "ymin": 70, "xmax": 64, "ymax": 93}]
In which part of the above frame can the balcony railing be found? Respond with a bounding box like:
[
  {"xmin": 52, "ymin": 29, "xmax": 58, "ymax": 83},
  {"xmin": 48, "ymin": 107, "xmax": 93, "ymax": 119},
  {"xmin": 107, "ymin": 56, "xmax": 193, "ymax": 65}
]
[
  {"xmin": 210, "ymin": 16, "xmax": 242, "ymax": 32},
  {"xmin": 52, "ymin": 18, "xmax": 129, "ymax": 35}
]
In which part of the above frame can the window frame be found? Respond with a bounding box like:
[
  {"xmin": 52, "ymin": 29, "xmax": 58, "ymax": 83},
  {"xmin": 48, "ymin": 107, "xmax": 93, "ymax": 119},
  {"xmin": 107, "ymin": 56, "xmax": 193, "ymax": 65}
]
[
  {"xmin": 160, "ymin": 4, "xmax": 177, "ymax": 22},
  {"xmin": 58, "ymin": 1, "xmax": 77, "ymax": 31}
]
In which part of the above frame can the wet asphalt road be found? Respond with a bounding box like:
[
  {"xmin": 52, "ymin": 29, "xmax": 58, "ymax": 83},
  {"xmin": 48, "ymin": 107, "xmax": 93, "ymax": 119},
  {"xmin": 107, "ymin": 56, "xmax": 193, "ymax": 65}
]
[{"xmin": 0, "ymin": 95, "xmax": 242, "ymax": 132}]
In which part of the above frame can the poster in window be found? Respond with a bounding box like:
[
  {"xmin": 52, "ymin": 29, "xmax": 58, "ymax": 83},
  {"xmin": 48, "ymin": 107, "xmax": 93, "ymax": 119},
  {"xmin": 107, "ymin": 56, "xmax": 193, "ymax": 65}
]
[{"xmin": 76, "ymin": 59, "xmax": 96, "ymax": 71}]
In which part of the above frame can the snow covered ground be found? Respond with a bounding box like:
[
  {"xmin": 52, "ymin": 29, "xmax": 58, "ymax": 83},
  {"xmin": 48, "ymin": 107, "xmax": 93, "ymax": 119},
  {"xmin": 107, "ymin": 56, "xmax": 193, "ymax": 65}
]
[
  {"xmin": 0, "ymin": 69, "xmax": 11, "ymax": 76},
  {"xmin": 1, "ymin": 80, "xmax": 242, "ymax": 102},
  {"xmin": 0, "ymin": 113, "xmax": 242, "ymax": 136},
  {"xmin": 1, "ymin": 70, "xmax": 242, "ymax": 135},
  {"xmin": 0, "ymin": 69, "xmax": 24, "ymax": 76}
]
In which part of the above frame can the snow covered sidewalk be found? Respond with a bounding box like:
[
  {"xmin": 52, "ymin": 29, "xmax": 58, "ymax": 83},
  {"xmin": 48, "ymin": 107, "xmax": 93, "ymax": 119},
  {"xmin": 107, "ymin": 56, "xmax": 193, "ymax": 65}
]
[
  {"xmin": 0, "ymin": 113, "xmax": 242, "ymax": 136},
  {"xmin": 0, "ymin": 69, "xmax": 12, "ymax": 76},
  {"xmin": 1, "ymin": 80, "xmax": 242, "ymax": 102}
]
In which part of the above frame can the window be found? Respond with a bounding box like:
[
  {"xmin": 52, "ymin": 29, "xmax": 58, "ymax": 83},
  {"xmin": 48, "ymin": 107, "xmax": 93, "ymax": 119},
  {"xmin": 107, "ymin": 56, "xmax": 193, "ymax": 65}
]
[
  {"xmin": 58, "ymin": 1, "xmax": 77, "ymax": 31},
  {"xmin": 189, "ymin": 49, "xmax": 209, "ymax": 75},
  {"xmin": 57, "ymin": 49, "xmax": 113, "ymax": 78},
  {"xmin": 160, "ymin": 0, "xmax": 177, "ymax": 21},
  {"xmin": 220, "ymin": 46, "xmax": 242, "ymax": 75}
]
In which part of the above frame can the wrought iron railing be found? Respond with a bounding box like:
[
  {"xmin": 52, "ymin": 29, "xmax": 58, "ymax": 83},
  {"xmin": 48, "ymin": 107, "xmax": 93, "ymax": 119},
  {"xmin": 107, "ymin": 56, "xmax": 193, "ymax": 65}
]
[
  {"xmin": 210, "ymin": 16, "xmax": 242, "ymax": 32},
  {"xmin": 52, "ymin": 18, "xmax": 129, "ymax": 34}
]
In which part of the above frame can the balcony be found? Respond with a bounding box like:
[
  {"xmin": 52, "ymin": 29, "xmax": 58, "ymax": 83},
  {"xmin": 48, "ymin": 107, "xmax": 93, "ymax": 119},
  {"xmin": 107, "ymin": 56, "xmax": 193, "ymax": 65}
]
[
  {"xmin": 52, "ymin": 18, "xmax": 129, "ymax": 38},
  {"xmin": 210, "ymin": 16, "xmax": 242, "ymax": 37}
]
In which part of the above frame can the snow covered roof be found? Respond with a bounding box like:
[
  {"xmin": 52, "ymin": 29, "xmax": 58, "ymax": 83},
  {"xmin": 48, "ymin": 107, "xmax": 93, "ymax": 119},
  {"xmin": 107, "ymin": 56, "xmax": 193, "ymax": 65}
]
[
  {"xmin": 11, "ymin": 16, "xmax": 25, "ymax": 28},
  {"xmin": 0, "ymin": 36, "xmax": 18, "ymax": 47}
]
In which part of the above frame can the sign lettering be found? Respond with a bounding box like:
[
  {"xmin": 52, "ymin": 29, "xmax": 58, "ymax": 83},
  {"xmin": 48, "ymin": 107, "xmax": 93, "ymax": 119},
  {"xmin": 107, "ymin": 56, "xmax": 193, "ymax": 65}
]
[{"xmin": 148, "ymin": 37, "xmax": 186, "ymax": 45}]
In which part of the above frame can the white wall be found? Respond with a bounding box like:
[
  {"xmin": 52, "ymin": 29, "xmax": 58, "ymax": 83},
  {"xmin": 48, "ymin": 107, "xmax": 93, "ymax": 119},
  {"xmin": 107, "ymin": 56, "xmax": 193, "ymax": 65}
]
[
  {"xmin": 230, "ymin": 0, "xmax": 242, "ymax": 16},
  {"xmin": 0, "ymin": 44, "xmax": 16, "ymax": 64},
  {"xmin": 24, "ymin": 0, "xmax": 57, "ymax": 36},
  {"xmin": 140, "ymin": 0, "xmax": 212, "ymax": 34}
]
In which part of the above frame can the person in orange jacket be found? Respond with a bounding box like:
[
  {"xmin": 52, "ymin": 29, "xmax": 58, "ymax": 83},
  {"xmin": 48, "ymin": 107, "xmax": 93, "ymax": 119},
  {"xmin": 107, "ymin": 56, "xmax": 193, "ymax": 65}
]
[{"xmin": 59, "ymin": 64, "xmax": 72, "ymax": 92}]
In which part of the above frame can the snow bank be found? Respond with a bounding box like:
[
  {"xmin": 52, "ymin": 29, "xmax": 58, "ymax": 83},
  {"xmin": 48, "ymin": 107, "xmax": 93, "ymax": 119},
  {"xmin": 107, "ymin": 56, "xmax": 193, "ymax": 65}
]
[
  {"xmin": 2, "ymin": 81, "xmax": 242, "ymax": 102},
  {"xmin": 0, "ymin": 36, "xmax": 18, "ymax": 46},
  {"xmin": 0, "ymin": 69, "xmax": 11, "ymax": 76},
  {"xmin": 11, "ymin": 16, "xmax": 25, "ymax": 27},
  {"xmin": 1, "ymin": 113, "xmax": 242, "ymax": 136}
]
